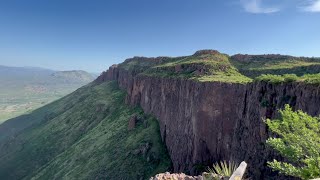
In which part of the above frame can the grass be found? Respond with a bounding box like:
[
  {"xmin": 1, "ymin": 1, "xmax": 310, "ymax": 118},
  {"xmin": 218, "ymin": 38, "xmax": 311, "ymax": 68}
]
[
  {"xmin": 255, "ymin": 73, "xmax": 320, "ymax": 84},
  {"xmin": 118, "ymin": 51, "xmax": 320, "ymax": 84},
  {"xmin": 0, "ymin": 81, "xmax": 171, "ymax": 180},
  {"xmin": 141, "ymin": 53, "xmax": 252, "ymax": 84},
  {"xmin": 231, "ymin": 55, "xmax": 320, "ymax": 78},
  {"xmin": 232, "ymin": 58, "xmax": 320, "ymax": 71},
  {"xmin": 195, "ymin": 74, "xmax": 252, "ymax": 84}
]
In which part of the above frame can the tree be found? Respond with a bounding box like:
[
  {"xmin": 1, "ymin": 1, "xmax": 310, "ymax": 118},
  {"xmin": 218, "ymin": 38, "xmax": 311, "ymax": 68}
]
[{"xmin": 266, "ymin": 105, "xmax": 320, "ymax": 179}]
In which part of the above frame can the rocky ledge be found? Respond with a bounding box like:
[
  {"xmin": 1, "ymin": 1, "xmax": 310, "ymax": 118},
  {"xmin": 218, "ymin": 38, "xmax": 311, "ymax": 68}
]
[{"xmin": 149, "ymin": 172, "xmax": 225, "ymax": 180}]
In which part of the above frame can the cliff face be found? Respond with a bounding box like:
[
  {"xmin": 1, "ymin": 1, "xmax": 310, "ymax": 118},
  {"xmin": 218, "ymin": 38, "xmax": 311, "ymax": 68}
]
[{"xmin": 97, "ymin": 65, "xmax": 320, "ymax": 179}]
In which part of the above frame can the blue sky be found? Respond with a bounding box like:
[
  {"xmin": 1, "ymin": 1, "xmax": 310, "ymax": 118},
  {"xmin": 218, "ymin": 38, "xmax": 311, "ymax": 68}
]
[{"xmin": 0, "ymin": 0, "xmax": 319, "ymax": 72}]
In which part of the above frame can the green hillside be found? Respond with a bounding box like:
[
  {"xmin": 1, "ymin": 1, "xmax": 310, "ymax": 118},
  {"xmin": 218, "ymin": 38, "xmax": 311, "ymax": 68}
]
[
  {"xmin": 118, "ymin": 50, "xmax": 320, "ymax": 84},
  {"xmin": 230, "ymin": 54, "xmax": 320, "ymax": 78},
  {"xmin": 0, "ymin": 81, "xmax": 171, "ymax": 180}
]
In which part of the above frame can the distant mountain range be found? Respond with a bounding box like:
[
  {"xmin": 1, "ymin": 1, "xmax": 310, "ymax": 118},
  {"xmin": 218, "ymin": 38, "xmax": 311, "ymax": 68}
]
[
  {"xmin": 0, "ymin": 65, "xmax": 96, "ymax": 87},
  {"xmin": 0, "ymin": 65, "xmax": 96, "ymax": 123}
]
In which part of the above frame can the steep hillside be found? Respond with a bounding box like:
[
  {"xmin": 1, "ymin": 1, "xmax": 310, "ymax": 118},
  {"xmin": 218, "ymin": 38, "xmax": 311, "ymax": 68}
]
[
  {"xmin": 0, "ymin": 66, "xmax": 96, "ymax": 123},
  {"xmin": 1, "ymin": 50, "xmax": 319, "ymax": 179},
  {"xmin": 0, "ymin": 81, "xmax": 171, "ymax": 179},
  {"xmin": 97, "ymin": 50, "xmax": 320, "ymax": 179}
]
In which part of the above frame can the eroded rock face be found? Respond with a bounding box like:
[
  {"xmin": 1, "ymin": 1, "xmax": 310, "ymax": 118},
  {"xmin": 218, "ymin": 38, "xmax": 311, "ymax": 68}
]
[
  {"xmin": 231, "ymin": 54, "xmax": 292, "ymax": 63},
  {"xmin": 97, "ymin": 65, "xmax": 320, "ymax": 179},
  {"xmin": 128, "ymin": 115, "xmax": 137, "ymax": 130},
  {"xmin": 193, "ymin": 50, "xmax": 221, "ymax": 56}
]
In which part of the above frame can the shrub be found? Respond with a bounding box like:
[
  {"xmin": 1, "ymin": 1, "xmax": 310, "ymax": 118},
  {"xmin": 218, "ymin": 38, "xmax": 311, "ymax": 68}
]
[
  {"xmin": 256, "ymin": 73, "xmax": 320, "ymax": 84},
  {"xmin": 266, "ymin": 105, "xmax": 320, "ymax": 179},
  {"xmin": 300, "ymin": 73, "xmax": 320, "ymax": 84},
  {"xmin": 255, "ymin": 74, "xmax": 284, "ymax": 84},
  {"xmin": 207, "ymin": 161, "xmax": 238, "ymax": 178},
  {"xmin": 283, "ymin": 74, "xmax": 298, "ymax": 83}
]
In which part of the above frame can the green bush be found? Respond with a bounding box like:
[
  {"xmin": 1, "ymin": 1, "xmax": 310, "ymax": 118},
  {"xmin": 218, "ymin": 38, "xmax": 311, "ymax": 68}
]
[
  {"xmin": 301, "ymin": 73, "xmax": 320, "ymax": 84},
  {"xmin": 255, "ymin": 73, "xmax": 320, "ymax": 84},
  {"xmin": 266, "ymin": 105, "xmax": 320, "ymax": 179},
  {"xmin": 283, "ymin": 74, "xmax": 298, "ymax": 82},
  {"xmin": 255, "ymin": 74, "xmax": 285, "ymax": 84}
]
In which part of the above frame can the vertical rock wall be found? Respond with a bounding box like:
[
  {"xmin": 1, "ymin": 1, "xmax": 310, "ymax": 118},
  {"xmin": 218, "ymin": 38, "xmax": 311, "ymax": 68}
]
[{"xmin": 96, "ymin": 66, "xmax": 320, "ymax": 179}]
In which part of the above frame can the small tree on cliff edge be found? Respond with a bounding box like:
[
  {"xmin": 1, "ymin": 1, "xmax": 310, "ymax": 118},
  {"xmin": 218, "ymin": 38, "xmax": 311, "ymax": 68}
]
[{"xmin": 266, "ymin": 105, "xmax": 320, "ymax": 180}]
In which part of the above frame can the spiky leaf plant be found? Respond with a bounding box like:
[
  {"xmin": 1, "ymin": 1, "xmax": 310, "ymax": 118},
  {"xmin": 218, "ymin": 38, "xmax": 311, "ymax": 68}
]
[{"xmin": 207, "ymin": 160, "xmax": 239, "ymax": 177}]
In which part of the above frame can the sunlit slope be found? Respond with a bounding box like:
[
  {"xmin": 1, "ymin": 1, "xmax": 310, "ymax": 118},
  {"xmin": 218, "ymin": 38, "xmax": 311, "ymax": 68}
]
[
  {"xmin": 0, "ymin": 81, "xmax": 171, "ymax": 180},
  {"xmin": 117, "ymin": 50, "xmax": 320, "ymax": 84}
]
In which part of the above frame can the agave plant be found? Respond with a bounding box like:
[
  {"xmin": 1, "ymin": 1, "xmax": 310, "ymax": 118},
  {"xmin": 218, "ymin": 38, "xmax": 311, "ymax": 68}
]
[{"xmin": 207, "ymin": 160, "xmax": 238, "ymax": 177}]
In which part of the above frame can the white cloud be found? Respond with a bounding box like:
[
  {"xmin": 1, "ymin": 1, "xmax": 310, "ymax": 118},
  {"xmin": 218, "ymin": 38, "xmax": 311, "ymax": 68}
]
[
  {"xmin": 241, "ymin": 0, "xmax": 280, "ymax": 14},
  {"xmin": 302, "ymin": 0, "xmax": 320, "ymax": 12}
]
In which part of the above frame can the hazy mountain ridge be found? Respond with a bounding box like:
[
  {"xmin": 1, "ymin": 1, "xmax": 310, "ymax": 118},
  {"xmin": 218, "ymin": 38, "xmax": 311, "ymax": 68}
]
[
  {"xmin": 0, "ymin": 65, "xmax": 95, "ymax": 85},
  {"xmin": 0, "ymin": 65, "xmax": 96, "ymax": 123}
]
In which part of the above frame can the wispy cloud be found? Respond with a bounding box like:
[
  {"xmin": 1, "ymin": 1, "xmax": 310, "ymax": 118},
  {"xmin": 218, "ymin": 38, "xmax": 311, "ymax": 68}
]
[
  {"xmin": 241, "ymin": 0, "xmax": 280, "ymax": 14},
  {"xmin": 301, "ymin": 0, "xmax": 320, "ymax": 12}
]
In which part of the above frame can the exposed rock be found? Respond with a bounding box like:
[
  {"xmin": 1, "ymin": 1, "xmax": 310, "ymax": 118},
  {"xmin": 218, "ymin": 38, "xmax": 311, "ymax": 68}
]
[
  {"xmin": 231, "ymin": 54, "xmax": 292, "ymax": 63},
  {"xmin": 150, "ymin": 172, "xmax": 225, "ymax": 180},
  {"xmin": 150, "ymin": 172, "xmax": 202, "ymax": 180},
  {"xmin": 133, "ymin": 142, "xmax": 151, "ymax": 156},
  {"xmin": 96, "ymin": 64, "xmax": 320, "ymax": 179},
  {"xmin": 229, "ymin": 161, "xmax": 247, "ymax": 180},
  {"xmin": 175, "ymin": 65, "xmax": 182, "ymax": 73},
  {"xmin": 193, "ymin": 50, "xmax": 220, "ymax": 56},
  {"xmin": 128, "ymin": 115, "xmax": 137, "ymax": 130}
]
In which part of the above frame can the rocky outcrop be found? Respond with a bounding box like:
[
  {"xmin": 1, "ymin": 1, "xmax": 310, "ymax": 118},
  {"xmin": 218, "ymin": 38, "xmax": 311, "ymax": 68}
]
[
  {"xmin": 96, "ymin": 65, "xmax": 320, "ymax": 179},
  {"xmin": 150, "ymin": 172, "xmax": 202, "ymax": 180},
  {"xmin": 150, "ymin": 161, "xmax": 247, "ymax": 180},
  {"xmin": 128, "ymin": 115, "xmax": 137, "ymax": 130},
  {"xmin": 231, "ymin": 54, "xmax": 292, "ymax": 63},
  {"xmin": 193, "ymin": 50, "xmax": 221, "ymax": 56},
  {"xmin": 149, "ymin": 172, "xmax": 224, "ymax": 180},
  {"xmin": 149, "ymin": 172, "xmax": 223, "ymax": 180}
]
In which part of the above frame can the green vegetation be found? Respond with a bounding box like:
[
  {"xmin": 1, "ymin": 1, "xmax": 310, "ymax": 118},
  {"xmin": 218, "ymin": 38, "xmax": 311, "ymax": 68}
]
[
  {"xmin": 230, "ymin": 55, "xmax": 320, "ymax": 78},
  {"xmin": 196, "ymin": 74, "xmax": 251, "ymax": 84},
  {"xmin": 207, "ymin": 161, "xmax": 238, "ymax": 178},
  {"xmin": 117, "ymin": 51, "xmax": 320, "ymax": 84},
  {"xmin": 266, "ymin": 105, "xmax": 320, "ymax": 179},
  {"xmin": 0, "ymin": 81, "xmax": 171, "ymax": 180},
  {"xmin": 300, "ymin": 73, "xmax": 320, "ymax": 84},
  {"xmin": 141, "ymin": 53, "xmax": 252, "ymax": 84},
  {"xmin": 255, "ymin": 74, "xmax": 298, "ymax": 84},
  {"xmin": 255, "ymin": 73, "xmax": 320, "ymax": 84}
]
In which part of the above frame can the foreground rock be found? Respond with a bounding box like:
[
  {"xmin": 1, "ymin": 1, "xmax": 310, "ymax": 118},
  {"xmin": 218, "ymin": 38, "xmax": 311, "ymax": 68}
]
[
  {"xmin": 151, "ymin": 161, "xmax": 247, "ymax": 180},
  {"xmin": 150, "ymin": 172, "xmax": 224, "ymax": 180},
  {"xmin": 150, "ymin": 172, "xmax": 201, "ymax": 180}
]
